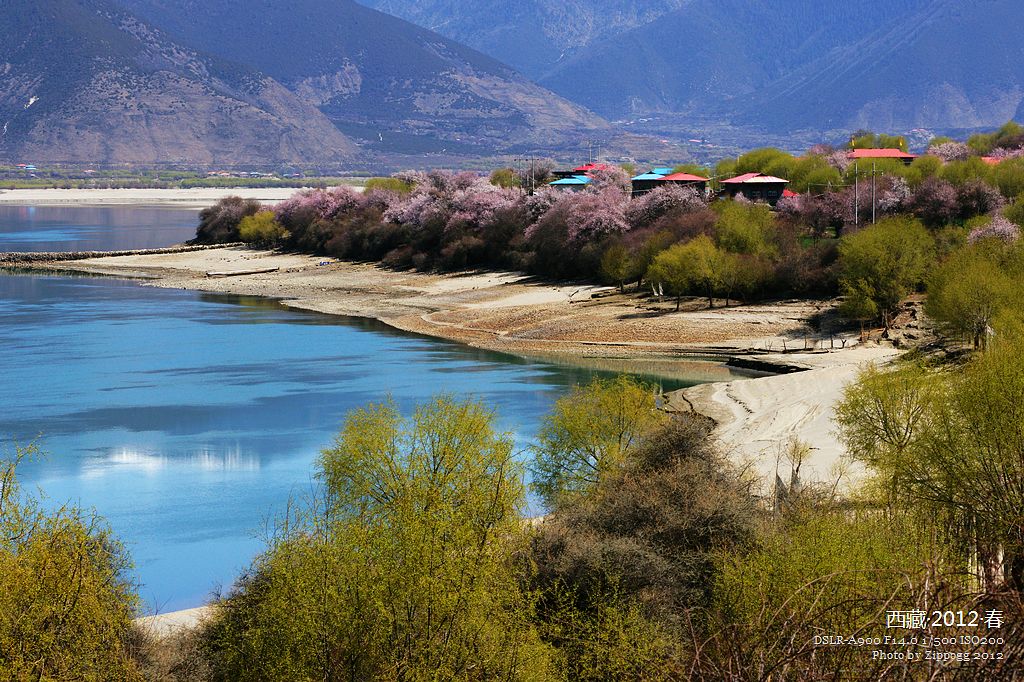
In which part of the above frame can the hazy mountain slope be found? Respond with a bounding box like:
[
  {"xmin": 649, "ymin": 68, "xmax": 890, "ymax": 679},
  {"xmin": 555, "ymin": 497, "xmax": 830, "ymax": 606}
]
[
  {"xmin": 538, "ymin": 0, "xmax": 933, "ymax": 120},
  {"xmin": 730, "ymin": 0, "xmax": 1024, "ymax": 132},
  {"xmin": 356, "ymin": 0, "xmax": 691, "ymax": 79},
  {"xmin": 116, "ymin": 0, "xmax": 609, "ymax": 153},
  {"xmin": 0, "ymin": 0, "xmax": 356, "ymax": 165}
]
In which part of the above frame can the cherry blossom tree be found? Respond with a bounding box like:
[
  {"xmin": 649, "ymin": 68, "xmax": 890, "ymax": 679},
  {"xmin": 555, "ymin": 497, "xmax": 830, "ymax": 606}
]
[
  {"xmin": 927, "ymin": 141, "xmax": 971, "ymax": 162},
  {"xmin": 968, "ymin": 215, "xmax": 1020, "ymax": 244},
  {"xmin": 910, "ymin": 177, "xmax": 959, "ymax": 228},
  {"xmin": 625, "ymin": 184, "xmax": 705, "ymax": 229}
]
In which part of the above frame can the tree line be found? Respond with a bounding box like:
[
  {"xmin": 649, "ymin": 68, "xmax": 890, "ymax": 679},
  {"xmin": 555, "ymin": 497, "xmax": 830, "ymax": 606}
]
[{"xmin": 192, "ymin": 124, "xmax": 1024, "ymax": 333}]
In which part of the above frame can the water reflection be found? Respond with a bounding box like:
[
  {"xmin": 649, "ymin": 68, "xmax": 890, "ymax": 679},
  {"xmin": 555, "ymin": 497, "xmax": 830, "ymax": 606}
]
[
  {"xmin": 82, "ymin": 447, "xmax": 262, "ymax": 477},
  {"xmin": 0, "ymin": 205, "xmax": 198, "ymax": 252}
]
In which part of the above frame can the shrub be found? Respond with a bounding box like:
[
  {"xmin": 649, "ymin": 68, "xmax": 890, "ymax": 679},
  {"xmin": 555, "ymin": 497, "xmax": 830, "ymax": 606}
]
[
  {"xmin": 530, "ymin": 376, "xmax": 667, "ymax": 506},
  {"xmin": 238, "ymin": 211, "xmax": 288, "ymax": 246},
  {"xmin": 0, "ymin": 445, "xmax": 143, "ymax": 680},
  {"xmin": 193, "ymin": 196, "xmax": 262, "ymax": 243},
  {"xmin": 201, "ymin": 397, "xmax": 554, "ymax": 681}
]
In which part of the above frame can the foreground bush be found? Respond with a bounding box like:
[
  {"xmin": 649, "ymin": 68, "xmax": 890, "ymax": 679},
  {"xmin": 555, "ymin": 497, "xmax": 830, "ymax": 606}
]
[
  {"xmin": 531, "ymin": 416, "xmax": 759, "ymax": 681},
  {"xmin": 0, "ymin": 445, "xmax": 142, "ymax": 680},
  {"xmin": 530, "ymin": 375, "xmax": 668, "ymax": 505},
  {"xmin": 200, "ymin": 396, "xmax": 554, "ymax": 681}
]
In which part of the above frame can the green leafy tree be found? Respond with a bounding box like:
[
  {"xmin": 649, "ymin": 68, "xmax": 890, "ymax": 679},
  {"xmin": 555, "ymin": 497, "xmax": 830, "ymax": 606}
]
[
  {"xmin": 238, "ymin": 210, "xmax": 288, "ymax": 246},
  {"xmin": 490, "ymin": 167, "xmax": 521, "ymax": 189},
  {"xmin": 834, "ymin": 363, "xmax": 937, "ymax": 490},
  {"xmin": 531, "ymin": 376, "xmax": 667, "ymax": 505},
  {"xmin": 905, "ymin": 155, "xmax": 943, "ymax": 187},
  {"xmin": 734, "ymin": 148, "xmax": 795, "ymax": 178},
  {"xmin": 647, "ymin": 236, "xmax": 728, "ymax": 310},
  {"xmin": 0, "ymin": 445, "xmax": 143, "ymax": 680},
  {"xmin": 713, "ymin": 201, "xmax": 775, "ymax": 256},
  {"xmin": 646, "ymin": 242, "xmax": 695, "ymax": 311},
  {"xmin": 926, "ymin": 244, "xmax": 1019, "ymax": 348},
  {"xmin": 992, "ymin": 159, "xmax": 1024, "ymax": 199},
  {"xmin": 363, "ymin": 176, "xmax": 413, "ymax": 194},
  {"xmin": 600, "ymin": 243, "xmax": 633, "ymax": 291},
  {"xmin": 839, "ymin": 278, "xmax": 880, "ymax": 333},
  {"xmin": 848, "ymin": 132, "xmax": 907, "ymax": 151},
  {"xmin": 203, "ymin": 397, "xmax": 554, "ymax": 681},
  {"xmin": 837, "ymin": 217, "xmax": 934, "ymax": 327},
  {"xmin": 837, "ymin": 340, "xmax": 1024, "ymax": 589}
]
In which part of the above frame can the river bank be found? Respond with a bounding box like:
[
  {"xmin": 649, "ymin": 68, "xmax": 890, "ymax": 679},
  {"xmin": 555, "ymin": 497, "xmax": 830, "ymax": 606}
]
[{"xmin": 21, "ymin": 245, "xmax": 903, "ymax": 495}]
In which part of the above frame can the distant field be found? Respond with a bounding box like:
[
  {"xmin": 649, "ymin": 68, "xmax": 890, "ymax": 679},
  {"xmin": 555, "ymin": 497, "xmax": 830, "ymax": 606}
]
[{"xmin": 0, "ymin": 170, "xmax": 370, "ymax": 191}]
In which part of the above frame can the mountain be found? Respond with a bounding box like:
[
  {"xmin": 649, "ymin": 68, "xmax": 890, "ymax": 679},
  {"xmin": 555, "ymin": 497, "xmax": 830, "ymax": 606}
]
[
  {"xmin": 728, "ymin": 0, "xmax": 1024, "ymax": 132},
  {"xmin": 537, "ymin": 0, "xmax": 935, "ymax": 119},
  {"xmin": 365, "ymin": 0, "xmax": 1024, "ymax": 137},
  {"xmin": 538, "ymin": 0, "xmax": 1024, "ymax": 134},
  {"xmin": 0, "ymin": 0, "xmax": 356, "ymax": 166},
  {"xmin": 114, "ymin": 0, "xmax": 609, "ymax": 155},
  {"xmin": 355, "ymin": 0, "xmax": 691, "ymax": 80}
]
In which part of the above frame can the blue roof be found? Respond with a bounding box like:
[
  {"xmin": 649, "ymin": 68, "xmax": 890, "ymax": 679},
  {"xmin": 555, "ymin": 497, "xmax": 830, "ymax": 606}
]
[
  {"xmin": 651, "ymin": 167, "xmax": 675, "ymax": 175},
  {"xmin": 550, "ymin": 175, "xmax": 591, "ymax": 185},
  {"xmin": 632, "ymin": 173, "xmax": 667, "ymax": 181}
]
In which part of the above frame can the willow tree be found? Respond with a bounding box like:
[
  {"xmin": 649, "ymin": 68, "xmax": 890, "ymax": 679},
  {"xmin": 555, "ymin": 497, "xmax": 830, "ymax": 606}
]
[
  {"xmin": 926, "ymin": 241, "xmax": 1021, "ymax": 349},
  {"xmin": 0, "ymin": 445, "xmax": 142, "ymax": 680},
  {"xmin": 647, "ymin": 236, "xmax": 729, "ymax": 310},
  {"xmin": 836, "ymin": 217, "xmax": 934, "ymax": 328},
  {"xmin": 836, "ymin": 340, "xmax": 1024, "ymax": 590},
  {"xmin": 531, "ymin": 376, "xmax": 668, "ymax": 506},
  {"xmin": 202, "ymin": 396, "xmax": 554, "ymax": 681}
]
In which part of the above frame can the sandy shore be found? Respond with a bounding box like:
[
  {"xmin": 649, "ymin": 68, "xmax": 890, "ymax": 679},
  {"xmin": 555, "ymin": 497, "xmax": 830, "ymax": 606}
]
[
  {"xmin": 44, "ymin": 246, "xmax": 840, "ymax": 357},
  {"xmin": 136, "ymin": 606, "xmax": 216, "ymax": 639},
  {"xmin": 672, "ymin": 346, "xmax": 902, "ymax": 493},
  {"xmin": 30, "ymin": 246, "xmax": 902, "ymax": 490},
  {"xmin": 0, "ymin": 187, "xmax": 325, "ymax": 208}
]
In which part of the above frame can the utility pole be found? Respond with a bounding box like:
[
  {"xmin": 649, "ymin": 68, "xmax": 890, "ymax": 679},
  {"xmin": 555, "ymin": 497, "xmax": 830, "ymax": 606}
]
[
  {"xmin": 854, "ymin": 160, "xmax": 859, "ymax": 228},
  {"xmin": 871, "ymin": 161, "xmax": 877, "ymax": 224}
]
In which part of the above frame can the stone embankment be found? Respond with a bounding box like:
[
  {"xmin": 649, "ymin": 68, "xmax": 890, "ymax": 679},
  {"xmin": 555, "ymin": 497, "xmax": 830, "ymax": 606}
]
[{"xmin": 0, "ymin": 243, "xmax": 242, "ymax": 264}]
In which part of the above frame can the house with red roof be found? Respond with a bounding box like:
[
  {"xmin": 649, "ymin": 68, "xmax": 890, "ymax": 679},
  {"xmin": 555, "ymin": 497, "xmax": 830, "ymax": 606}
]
[
  {"xmin": 629, "ymin": 168, "xmax": 708, "ymax": 196},
  {"xmin": 720, "ymin": 172, "xmax": 789, "ymax": 205},
  {"xmin": 846, "ymin": 148, "xmax": 918, "ymax": 165}
]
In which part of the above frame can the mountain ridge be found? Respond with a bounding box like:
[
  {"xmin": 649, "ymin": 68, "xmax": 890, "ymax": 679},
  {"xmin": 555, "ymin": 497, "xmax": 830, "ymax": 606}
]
[
  {"xmin": 114, "ymin": 0, "xmax": 610, "ymax": 155},
  {"xmin": 0, "ymin": 0, "xmax": 357, "ymax": 166}
]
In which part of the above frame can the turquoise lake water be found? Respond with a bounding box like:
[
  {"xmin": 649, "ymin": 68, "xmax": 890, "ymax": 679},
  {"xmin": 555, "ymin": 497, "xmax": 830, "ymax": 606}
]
[{"xmin": 0, "ymin": 207, "xmax": 756, "ymax": 612}]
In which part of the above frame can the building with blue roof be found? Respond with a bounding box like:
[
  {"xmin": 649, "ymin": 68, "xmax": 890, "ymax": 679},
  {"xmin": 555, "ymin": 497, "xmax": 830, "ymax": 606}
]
[
  {"xmin": 631, "ymin": 171, "xmax": 669, "ymax": 196},
  {"xmin": 549, "ymin": 175, "xmax": 592, "ymax": 191}
]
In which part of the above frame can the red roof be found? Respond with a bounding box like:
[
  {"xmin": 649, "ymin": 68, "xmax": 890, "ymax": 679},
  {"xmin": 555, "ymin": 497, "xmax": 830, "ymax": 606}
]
[
  {"xmin": 573, "ymin": 162, "xmax": 615, "ymax": 173},
  {"xmin": 721, "ymin": 172, "xmax": 789, "ymax": 184},
  {"xmin": 980, "ymin": 156, "xmax": 1001, "ymax": 166},
  {"xmin": 661, "ymin": 172, "xmax": 708, "ymax": 182},
  {"xmin": 847, "ymin": 148, "xmax": 917, "ymax": 160},
  {"xmin": 782, "ymin": 189, "xmax": 799, "ymax": 197}
]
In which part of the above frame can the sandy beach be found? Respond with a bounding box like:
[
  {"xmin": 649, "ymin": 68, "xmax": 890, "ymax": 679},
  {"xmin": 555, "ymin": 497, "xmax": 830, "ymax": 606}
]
[
  {"xmin": 136, "ymin": 606, "xmax": 216, "ymax": 639},
  {"xmin": 0, "ymin": 187, "xmax": 329, "ymax": 208},
  {"xmin": 29, "ymin": 245, "xmax": 904, "ymax": 495},
  {"xmin": 672, "ymin": 346, "xmax": 902, "ymax": 493}
]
